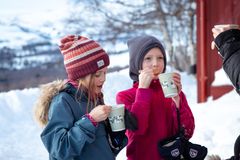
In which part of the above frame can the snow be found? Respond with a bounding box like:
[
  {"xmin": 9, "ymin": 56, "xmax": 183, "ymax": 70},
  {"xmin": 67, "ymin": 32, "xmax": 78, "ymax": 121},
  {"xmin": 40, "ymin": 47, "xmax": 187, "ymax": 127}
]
[
  {"xmin": 0, "ymin": 0, "xmax": 69, "ymax": 48},
  {"xmin": 0, "ymin": 56, "xmax": 240, "ymax": 159},
  {"xmin": 0, "ymin": 0, "xmax": 69, "ymax": 24},
  {"xmin": 0, "ymin": 0, "xmax": 240, "ymax": 159},
  {"xmin": 212, "ymin": 68, "xmax": 232, "ymax": 86}
]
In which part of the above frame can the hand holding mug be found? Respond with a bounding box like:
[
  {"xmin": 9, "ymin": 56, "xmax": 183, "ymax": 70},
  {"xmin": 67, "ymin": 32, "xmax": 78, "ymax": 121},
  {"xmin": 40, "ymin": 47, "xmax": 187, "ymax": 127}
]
[
  {"xmin": 171, "ymin": 72, "xmax": 182, "ymax": 108},
  {"xmin": 89, "ymin": 105, "xmax": 112, "ymax": 122},
  {"xmin": 172, "ymin": 72, "xmax": 182, "ymax": 94},
  {"xmin": 211, "ymin": 24, "xmax": 239, "ymax": 50}
]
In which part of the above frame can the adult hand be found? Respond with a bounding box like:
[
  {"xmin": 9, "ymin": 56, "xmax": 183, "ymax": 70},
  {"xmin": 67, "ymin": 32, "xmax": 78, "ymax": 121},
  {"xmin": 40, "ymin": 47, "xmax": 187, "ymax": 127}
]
[
  {"xmin": 212, "ymin": 24, "xmax": 239, "ymax": 38},
  {"xmin": 211, "ymin": 24, "xmax": 239, "ymax": 49},
  {"xmin": 89, "ymin": 105, "xmax": 112, "ymax": 122},
  {"xmin": 138, "ymin": 68, "xmax": 154, "ymax": 88}
]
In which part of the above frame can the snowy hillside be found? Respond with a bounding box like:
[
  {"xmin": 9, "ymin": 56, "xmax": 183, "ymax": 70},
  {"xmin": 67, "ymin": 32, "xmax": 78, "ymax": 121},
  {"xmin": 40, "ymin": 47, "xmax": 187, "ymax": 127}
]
[
  {"xmin": 0, "ymin": 66, "xmax": 240, "ymax": 160},
  {"xmin": 1, "ymin": 0, "xmax": 240, "ymax": 159}
]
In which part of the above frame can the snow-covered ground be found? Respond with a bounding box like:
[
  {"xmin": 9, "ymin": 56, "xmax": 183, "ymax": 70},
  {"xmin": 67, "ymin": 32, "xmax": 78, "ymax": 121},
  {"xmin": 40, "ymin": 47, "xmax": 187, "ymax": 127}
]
[
  {"xmin": 1, "ymin": 0, "xmax": 240, "ymax": 159},
  {"xmin": 0, "ymin": 57, "xmax": 240, "ymax": 159}
]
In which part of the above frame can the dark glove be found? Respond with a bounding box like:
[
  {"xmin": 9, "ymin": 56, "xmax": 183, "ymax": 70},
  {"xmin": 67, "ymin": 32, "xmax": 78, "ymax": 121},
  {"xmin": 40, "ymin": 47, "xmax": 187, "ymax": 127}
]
[
  {"xmin": 158, "ymin": 134, "xmax": 208, "ymax": 160},
  {"xmin": 182, "ymin": 138, "xmax": 208, "ymax": 160},
  {"xmin": 158, "ymin": 135, "xmax": 184, "ymax": 160},
  {"xmin": 124, "ymin": 108, "xmax": 138, "ymax": 131},
  {"xmin": 104, "ymin": 119, "xmax": 127, "ymax": 156},
  {"xmin": 226, "ymin": 156, "xmax": 235, "ymax": 160}
]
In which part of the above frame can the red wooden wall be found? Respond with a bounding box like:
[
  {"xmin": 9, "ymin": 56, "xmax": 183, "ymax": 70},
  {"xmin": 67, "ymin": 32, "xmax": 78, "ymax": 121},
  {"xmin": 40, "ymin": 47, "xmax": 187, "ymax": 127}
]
[{"xmin": 196, "ymin": 0, "xmax": 240, "ymax": 103}]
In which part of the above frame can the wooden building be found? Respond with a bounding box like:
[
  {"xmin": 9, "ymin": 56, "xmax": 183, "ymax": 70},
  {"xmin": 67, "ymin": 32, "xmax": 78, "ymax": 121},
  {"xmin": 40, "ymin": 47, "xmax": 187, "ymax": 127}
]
[{"xmin": 196, "ymin": 0, "xmax": 240, "ymax": 102}]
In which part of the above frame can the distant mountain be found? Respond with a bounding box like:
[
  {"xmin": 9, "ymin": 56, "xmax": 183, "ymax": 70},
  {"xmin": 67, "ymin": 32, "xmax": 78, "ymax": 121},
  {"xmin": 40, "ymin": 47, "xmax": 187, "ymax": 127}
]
[
  {"xmin": 0, "ymin": 18, "xmax": 66, "ymax": 91},
  {"xmin": 0, "ymin": 16, "xmax": 128, "ymax": 92},
  {"xmin": 0, "ymin": 18, "xmax": 62, "ymax": 69}
]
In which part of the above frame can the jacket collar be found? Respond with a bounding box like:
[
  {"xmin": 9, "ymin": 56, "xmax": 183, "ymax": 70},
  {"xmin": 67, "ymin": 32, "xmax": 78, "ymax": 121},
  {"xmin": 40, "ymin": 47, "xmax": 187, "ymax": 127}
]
[
  {"xmin": 64, "ymin": 82, "xmax": 105, "ymax": 105},
  {"xmin": 63, "ymin": 83, "xmax": 88, "ymax": 102}
]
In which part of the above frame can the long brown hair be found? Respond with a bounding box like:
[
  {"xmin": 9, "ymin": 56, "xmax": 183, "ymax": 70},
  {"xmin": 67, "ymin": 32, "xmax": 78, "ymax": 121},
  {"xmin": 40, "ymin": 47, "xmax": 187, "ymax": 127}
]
[
  {"xmin": 34, "ymin": 74, "xmax": 103, "ymax": 127},
  {"xmin": 77, "ymin": 73, "xmax": 103, "ymax": 113}
]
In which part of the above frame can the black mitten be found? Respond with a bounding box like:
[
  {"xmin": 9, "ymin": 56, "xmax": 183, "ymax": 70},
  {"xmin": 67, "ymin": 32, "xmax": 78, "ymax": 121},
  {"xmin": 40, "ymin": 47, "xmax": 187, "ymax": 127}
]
[
  {"xmin": 124, "ymin": 108, "xmax": 138, "ymax": 131},
  {"xmin": 226, "ymin": 156, "xmax": 235, "ymax": 160},
  {"xmin": 158, "ymin": 136, "xmax": 184, "ymax": 160},
  {"xmin": 104, "ymin": 119, "xmax": 128, "ymax": 156},
  {"xmin": 183, "ymin": 140, "xmax": 208, "ymax": 160}
]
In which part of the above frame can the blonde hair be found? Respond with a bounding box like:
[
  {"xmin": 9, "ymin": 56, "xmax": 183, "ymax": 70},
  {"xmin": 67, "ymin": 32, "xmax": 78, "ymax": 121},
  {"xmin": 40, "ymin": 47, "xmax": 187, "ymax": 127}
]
[
  {"xmin": 34, "ymin": 74, "xmax": 102, "ymax": 127},
  {"xmin": 77, "ymin": 74, "xmax": 100, "ymax": 113}
]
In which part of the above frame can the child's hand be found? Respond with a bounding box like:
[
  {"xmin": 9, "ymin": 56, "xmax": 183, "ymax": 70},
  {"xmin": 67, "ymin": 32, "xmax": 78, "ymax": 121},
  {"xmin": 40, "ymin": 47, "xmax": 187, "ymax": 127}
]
[
  {"xmin": 89, "ymin": 105, "xmax": 112, "ymax": 122},
  {"xmin": 138, "ymin": 68, "xmax": 154, "ymax": 88},
  {"xmin": 171, "ymin": 72, "xmax": 182, "ymax": 108}
]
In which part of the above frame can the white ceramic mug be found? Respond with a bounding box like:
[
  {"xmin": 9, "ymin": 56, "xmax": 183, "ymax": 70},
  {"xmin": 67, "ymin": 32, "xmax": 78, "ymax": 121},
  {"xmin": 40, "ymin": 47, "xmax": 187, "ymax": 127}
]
[
  {"xmin": 159, "ymin": 73, "xmax": 178, "ymax": 98},
  {"xmin": 108, "ymin": 104, "xmax": 125, "ymax": 132}
]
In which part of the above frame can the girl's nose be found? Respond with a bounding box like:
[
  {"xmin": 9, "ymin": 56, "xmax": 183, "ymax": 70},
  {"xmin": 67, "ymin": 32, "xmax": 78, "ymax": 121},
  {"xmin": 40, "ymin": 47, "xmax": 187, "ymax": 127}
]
[
  {"xmin": 100, "ymin": 74, "xmax": 106, "ymax": 82},
  {"xmin": 152, "ymin": 58, "xmax": 158, "ymax": 66}
]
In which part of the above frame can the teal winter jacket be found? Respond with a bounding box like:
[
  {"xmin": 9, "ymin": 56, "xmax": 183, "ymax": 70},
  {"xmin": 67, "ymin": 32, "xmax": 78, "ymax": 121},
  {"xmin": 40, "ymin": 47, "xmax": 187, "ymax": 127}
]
[{"xmin": 40, "ymin": 82, "xmax": 115, "ymax": 160}]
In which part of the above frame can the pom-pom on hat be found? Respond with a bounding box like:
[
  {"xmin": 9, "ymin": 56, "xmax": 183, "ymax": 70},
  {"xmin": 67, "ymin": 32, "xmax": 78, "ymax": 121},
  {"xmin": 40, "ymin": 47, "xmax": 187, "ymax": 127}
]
[{"xmin": 59, "ymin": 35, "xmax": 110, "ymax": 80}]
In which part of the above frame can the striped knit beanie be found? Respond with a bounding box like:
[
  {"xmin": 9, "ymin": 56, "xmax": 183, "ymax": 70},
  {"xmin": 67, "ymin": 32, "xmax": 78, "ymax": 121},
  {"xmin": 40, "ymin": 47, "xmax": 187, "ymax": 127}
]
[{"xmin": 59, "ymin": 35, "xmax": 110, "ymax": 80}]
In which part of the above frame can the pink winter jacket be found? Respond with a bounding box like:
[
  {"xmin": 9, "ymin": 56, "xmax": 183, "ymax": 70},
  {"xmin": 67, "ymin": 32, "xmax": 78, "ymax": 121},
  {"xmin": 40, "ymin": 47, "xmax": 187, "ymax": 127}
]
[{"xmin": 116, "ymin": 80, "xmax": 195, "ymax": 160}]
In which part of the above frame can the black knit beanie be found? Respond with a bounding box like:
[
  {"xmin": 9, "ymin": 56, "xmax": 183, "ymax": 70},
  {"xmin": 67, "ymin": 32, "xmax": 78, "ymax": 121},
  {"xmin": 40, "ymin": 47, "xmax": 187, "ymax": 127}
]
[{"xmin": 127, "ymin": 35, "xmax": 166, "ymax": 82}]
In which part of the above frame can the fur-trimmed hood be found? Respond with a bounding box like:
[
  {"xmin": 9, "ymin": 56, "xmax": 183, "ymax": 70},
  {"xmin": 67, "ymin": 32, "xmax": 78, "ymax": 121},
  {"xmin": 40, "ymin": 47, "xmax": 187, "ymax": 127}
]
[{"xmin": 34, "ymin": 80, "xmax": 66, "ymax": 127}]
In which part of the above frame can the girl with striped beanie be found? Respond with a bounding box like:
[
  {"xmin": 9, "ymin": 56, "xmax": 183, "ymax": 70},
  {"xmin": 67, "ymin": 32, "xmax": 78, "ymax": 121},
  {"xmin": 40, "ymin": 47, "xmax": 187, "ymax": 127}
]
[{"xmin": 34, "ymin": 35, "xmax": 132, "ymax": 160}]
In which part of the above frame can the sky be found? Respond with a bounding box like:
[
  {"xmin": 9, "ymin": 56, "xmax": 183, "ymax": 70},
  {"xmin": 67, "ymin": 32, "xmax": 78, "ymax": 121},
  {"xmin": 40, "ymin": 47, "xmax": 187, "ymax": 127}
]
[
  {"xmin": 0, "ymin": 0, "xmax": 240, "ymax": 159},
  {"xmin": 0, "ymin": 0, "xmax": 72, "ymax": 49},
  {"xmin": 0, "ymin": 0, "xmax": 69, "ymax": 29},
  {"xmin": 0, "ymin": 0, "xmax": 68, "ymax": 16}
]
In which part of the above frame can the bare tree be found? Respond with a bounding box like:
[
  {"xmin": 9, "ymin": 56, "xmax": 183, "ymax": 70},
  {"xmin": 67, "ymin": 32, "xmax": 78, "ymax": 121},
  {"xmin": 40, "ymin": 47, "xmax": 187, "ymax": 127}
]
[
  {"xmin": 66, "ymin": 0, "xmax": 196, "ymax": 72},
  {"xmin": 0, "ymin": 47, "xmax": 15, "ymax": 70}
]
